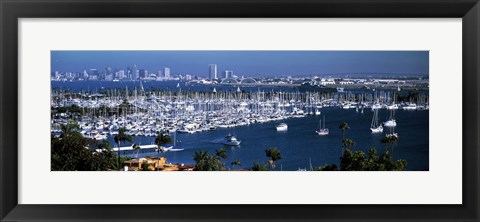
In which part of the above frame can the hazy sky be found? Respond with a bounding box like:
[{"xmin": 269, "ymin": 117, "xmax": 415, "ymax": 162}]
[{"xmin": 51, "ymin": 51, "xmax": 429, "ymax": 77}]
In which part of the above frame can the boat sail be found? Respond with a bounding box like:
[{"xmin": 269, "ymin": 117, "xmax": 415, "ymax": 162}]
[
  {"xmin": 370, "ymin": 109, "xmax": 383, "ymax": 133},
  {"xmin": 316, "ymin": 115, "xmax": 329, "ymax": 135}
]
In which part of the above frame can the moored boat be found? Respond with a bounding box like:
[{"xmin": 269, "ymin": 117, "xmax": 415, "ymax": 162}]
[{"xmin": 276, "ymin": 123, "xmax": 288, "ymax": 131}]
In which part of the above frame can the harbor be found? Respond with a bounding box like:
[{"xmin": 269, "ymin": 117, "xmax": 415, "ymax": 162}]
[{"xmin": 51, "ymin": 82, "xmax": 429, "ymax": 171}]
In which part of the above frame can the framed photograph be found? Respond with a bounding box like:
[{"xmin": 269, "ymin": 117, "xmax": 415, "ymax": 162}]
[{"xmin": 1, "ymin": 0, "xmax": 479, "ymax": 221}]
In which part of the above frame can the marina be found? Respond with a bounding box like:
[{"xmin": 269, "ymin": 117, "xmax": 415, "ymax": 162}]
[{"xmin": 51, "ymin": 82, "xmax": 429, "ymax": 171}]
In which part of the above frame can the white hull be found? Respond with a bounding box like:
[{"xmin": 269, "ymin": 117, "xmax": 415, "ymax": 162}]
[
  {"xmin": 316, "ymin": 129, "xmax": 329, "ymax": 136},
  {"xmin": 223, "ymin": 141, "xmax": 241, "ymax": 146},
  {"xmin": 370, "ymin": 126, "xmax": 383, "ymax": 133},
  {"xmin": 384, "ymin": 120, "xmax": 397, "ymax": 127},
  {"xmin": 276, "ymin": 123, "xmax": 288, "ymax": 131},
  {"xmin": 223, "ymin": 134, "xmax": 241, "ymax": 146}
]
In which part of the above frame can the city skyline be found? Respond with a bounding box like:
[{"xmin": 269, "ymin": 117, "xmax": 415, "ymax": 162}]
[{"xmin": 51, "ymin": 51, "xmax": 429, "ymax": 77}]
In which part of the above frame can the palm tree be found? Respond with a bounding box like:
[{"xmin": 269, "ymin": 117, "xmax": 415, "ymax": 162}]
[
  {"xmin": 193, "ymin": 150, "xmax": 224, "ymax": 171},
  {"xmin": 193, "ymin": 150, "xmax": 209, "ymax": 163},
  {"xmin": 114, "ymin": 127, "xmax": 133, "ymax": 170},
  {"xmin": 251, "ymin": 162, "xmax": 269, "ymax": 171},
  {"xmin": 342, "ymin": 138, "xmax": 356, "ymax": 151},
  {"xmin": 339, "ymin": 122, "xmax": 350, "ymax": 140},
  {"xmin": 132, "ymin": 144, "xmax": 141, "ymax": 158},
  {"xmin": 265, "ymin": 147, "xmax": 282, "ymax": 170},
  {"xmin": 230, "ymin": 159, "xmax": 241, "ymax": 170},
  {"xmin": 215, "ymin": 148, "xmax": 228, "ymax": 160},
  {"xmin": 155, "ymin": 131, "xmax": 172, "ymax": 170}
]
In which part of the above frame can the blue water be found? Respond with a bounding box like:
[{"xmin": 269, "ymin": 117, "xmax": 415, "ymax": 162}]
[
  {"xmin": 105, "ymin": 108, "xmax": 429, "ymax": 171},
  {"xmin": 51, "ymin": 80, "xmax": 298, "ymax": 93},
  {"xmin": 53, "ymin": 81, "xmax": 429, "ymax": 171}
]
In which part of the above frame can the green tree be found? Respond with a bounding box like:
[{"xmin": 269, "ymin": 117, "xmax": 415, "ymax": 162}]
[
  {"xmin": 133, "ymin": 144, "xmax": 141, "ymax": 158},
  {"xmin": 215, "ymin": 148, "xmax": 228, "ymax": 160},
  {"xmin": 251, "ymin": 162, "xmax": 269, "ymax": 171},
  {"xmin": 340, "ymin": 148, "xmax": 407, "ymax": 171},
  {"xmin": 114, "ymin": 127, "xmax": 133, "ymax": 170},
  {"xmin": 340, "ymin": 149, "xmax": 367, "ymax": 170},
  {"xmin": 265, "ymin": 147, "xmax": 282, "ymax": 170},
  {"xmin": 155, "ymin": 132, "xmax": 172, "ymax": 170},
  {"xmin": 60, "ymin": 119, "xmax": 81, "ymax": 137},
  {"xmin": 381, "ymin": 135, "xmax": 399, "ymax": 151},
  {"xmin": 342, "ymin": 138, "xmax": 356, "ymax": 151},
  {"xmin": 52, "ymin": 121, "xmax": 119, "ymax": 171},
  {"xmin": 339, "ymin": 122, "xmax": 350, "ymax": 140},
  {"xmin": 314, "ymin": 164, "xmax": 338, "ymax": 171},
  {"xmin": 231, "ymin": 159, "xmax": 242, "ymax": 170},
  {"xmin": 193, "ymin": 150, "xmax": 225, "ymax": 171},
  {"xmin": 141, "ymin": 160, "xmax": 151, "ymax": 171}
]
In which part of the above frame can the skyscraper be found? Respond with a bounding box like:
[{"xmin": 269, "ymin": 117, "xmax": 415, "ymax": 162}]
[
  {"xmin": 223, "ymin": 70, "xmax": 233, "ymax": 79},
  {"xmin": 209, "ymin": 64, "xmax": 217, "ymax": 80},
  {"xmin": 164, "ymin": 67, "xmax": 170, "ymax": 79},
  {"xmin": 132, "ymin": 64, "xmax": 138, "ymax": 80}
]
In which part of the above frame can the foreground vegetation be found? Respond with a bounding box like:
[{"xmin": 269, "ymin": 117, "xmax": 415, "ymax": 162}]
[{"xmin": 52, "ymin": 120, "xmax": 407, "ymax": 171}]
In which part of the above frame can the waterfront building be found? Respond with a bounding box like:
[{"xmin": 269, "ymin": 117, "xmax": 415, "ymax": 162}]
[
  {"xmin": 139, "ymin": 69, "xmax": 147, "ymax": 78},
  {"xmin": 164, "ymin": 67, "xmax": 171, "ymax": 79},
  {"xmin": 116, "ymin": 70, "xmax": 125, "ymax": 79},
  {"xmin": 83, "ymin": 70, "xmax": 88, "ymax": 79},
  {"xmin": 209, "ymin": 64, "xmax": 218, "ymax": 80},
  {"xmin": 89, "ymin": 69, "xmax": 98, "ymax": 76},
  {"xmin": 223, "ymin": 70, "xmax": 233, "ymax": 79},
  {"xmin": 132, "ymin": 64, "xmax": 138, "ymax": 80},
  {"xmin": 126, "ymin": 66, "xmax": 132, "ymax": 80}
]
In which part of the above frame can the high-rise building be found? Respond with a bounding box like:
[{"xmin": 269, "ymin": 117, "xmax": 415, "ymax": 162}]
[
  {"xmin": 157, "ymin": 70, "xmax": 163, "ymax": 77},
  {"xmin": 126, "ymin": 66, "xmax": 132, "ymax": 79},
  {"xmin": 209, "ymin": 64, "xmax": 217, "ymax": 80},
  {"xmin": 117, "ymin": 70, "xmax": 125, "ymax": 79},
  {"xmin": 132, "ymin": 64, "xmax": 139, "ymax": 80},
  {"xmin": 139, "ymin": 69, "xmax": 146, "ymax": 79},
  {"xmin": 164, "ymin": 67, "xmax": 170, "ymax": 79},
  {"xmin": 223, "ymin": 70, "xmax": 233, "ymax": 79}
]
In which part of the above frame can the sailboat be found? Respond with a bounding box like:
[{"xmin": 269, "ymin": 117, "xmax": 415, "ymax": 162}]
[
  {"xmin": 386, "ymin": 125, "xmax": 399, "ymax": 138},
  {"xmin": 316, "ymin": 115, "xmax": 329, "ymax": 135},
  {"xmin": 384, "ymin": 109, "xmax": 397, "ymax": 127},
  {"xmin": 370, "ymin": 109, "xmax": 383, "ymax": 133}
]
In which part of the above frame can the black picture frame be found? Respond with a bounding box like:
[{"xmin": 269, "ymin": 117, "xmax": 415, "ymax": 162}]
[{"xmin": 1, "ymin": 0, "xmax": 479, "ymax": 221}]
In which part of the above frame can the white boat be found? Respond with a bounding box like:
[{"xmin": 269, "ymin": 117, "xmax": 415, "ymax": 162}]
[
  {"xmin": 223, "ymin": 134, "xmax": 241, "ymax": 146},
  {"xmin": 384, "ymin": 110, "xmax": 397, "ymax": 127},
  {"xmin": 386, "ymin": 104, "xmax": 399, "ymax": 110},
  {"xmin": 316, "ymin": 115, "xmax": 329, "ymax": 136},
  {"xmin": 403, "ymin": 103, "xmax": 417, "ymax": 110},
  {"xmin": 371, "ymin": 103, "xmax": 382, "ymax": 110},
  {"xmin": 276, "ymin": 123, "xmax": 288, "ymax": 131},
  {"xmin": 370, "ymin": 109, "xmax": 383, "ymax": 133},
  {"xmin": 384, "ymin": 119, "xmax": 397, "ymax": 127}
]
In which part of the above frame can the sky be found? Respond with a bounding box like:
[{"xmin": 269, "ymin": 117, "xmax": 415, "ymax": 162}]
[{"xmin": 51, "ymin": 51, "xmax": 429, "ymax": 77}]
